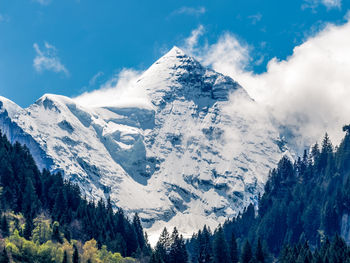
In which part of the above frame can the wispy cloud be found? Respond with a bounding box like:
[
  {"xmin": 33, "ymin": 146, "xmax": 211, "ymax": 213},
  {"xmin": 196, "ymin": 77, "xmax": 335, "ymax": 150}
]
[
  {"xmin": 184, "ymin": 25, "xmax": 205, "ymax": 54},
  {"xmin": 186, "ymin": 17, "xmax": 350, "ymax": 151},
  {"xmin": 33, "ymin": 0, "xmax": 51, "ymax": 5},
  {"xmin": 302, "ymin": 0, "xmax": 341, "ymax": 10},
  {"xmin": 33, "ymin": 42, "xmax": 69, "ymax": 76},
  {"xmin": 89, "ymin": 71, "xmax": 104, "ymax": 87},
  {"xmin": 73, "ymin": 69, "xmax": 150, "ymax": 109},
  {"xmin": 322, "ymin": 0, "xmax": 341, "ymax": 8},
  {"xmin": 171, "ymin": 6, "xmax": 206, "ymax": 17},
  {"xmin": 248, "ymin": 13, "xmax": 262, "ymax": 25},
  {"xmin": 182, "ymin": 28, "xmax": 251, "ymax": 78}
]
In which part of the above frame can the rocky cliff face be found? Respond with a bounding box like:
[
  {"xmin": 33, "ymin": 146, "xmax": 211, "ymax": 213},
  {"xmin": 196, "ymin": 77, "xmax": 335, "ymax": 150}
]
[{"xmin": 0, "ymin": 47, "xmax": 286, "ymax": 242}]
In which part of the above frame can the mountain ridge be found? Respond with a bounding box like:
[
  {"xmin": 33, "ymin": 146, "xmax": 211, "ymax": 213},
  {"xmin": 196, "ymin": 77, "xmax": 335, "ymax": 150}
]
[{"xmin": 0, "ymin": 47, "xmax": 287, "ymax": 243}]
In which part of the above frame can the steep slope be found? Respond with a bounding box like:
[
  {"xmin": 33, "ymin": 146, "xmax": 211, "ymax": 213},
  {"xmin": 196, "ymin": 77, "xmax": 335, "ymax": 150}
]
[{"xmin": 0, "ymin": 47, "xmax": 286, "ymax": 241}]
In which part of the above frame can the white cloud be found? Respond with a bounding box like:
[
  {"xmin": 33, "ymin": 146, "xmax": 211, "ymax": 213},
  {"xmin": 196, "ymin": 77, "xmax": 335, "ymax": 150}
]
[
  {"xmin": 73, "ymin": 69, "xmax": 151, "ymax": 109},
  {"xmin": 184, "ymin": 25, "xmax": 205, "ymax": 54},
  {"xmin": 248, "ymin": 13, "xmax": 262, "ymax": 25},
  {"xmin": 185, "ymin": 19, "xmax": 350, "ymax": 151},
  {"xmin": 303, "ymin": 0, "xmax": 341, "ymax": 10},
  {"xmin": 201, "ymin": 34, "xmax": 252, "ymax": 79},
  {"xmin": 33, "ymin": 42, "xmax": 69, "ymax": 76},
  {"xmin": 89, "ymin": 71, "xmax": 104, "ymax": 86},
  {"xmin": 34, "ymin": 0, "xmax": 51, "ymax": 5},
  {"xmin": 171, "ymin": 6, "xmax": 206, "ymax": 17},
  {"xmin": 322, "ymin": 0, "xmax": 341, "ymax": 8},
  {"xmin": 183, "ymin": 29, "xmax": 251, "ymax": 81}
]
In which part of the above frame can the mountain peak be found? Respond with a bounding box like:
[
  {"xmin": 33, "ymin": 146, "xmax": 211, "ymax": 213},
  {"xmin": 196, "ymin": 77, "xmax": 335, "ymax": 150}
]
[
  {"xmin": 153, "ymin": 46, "xmax": 196, "ymax": 69},
  {"xmin": 139, "ymin": 45, "xmax": 245, "ymax": 105},
  {"xmin": 166, "ymin": 46, "xmax": 187, "ymax": 57}
]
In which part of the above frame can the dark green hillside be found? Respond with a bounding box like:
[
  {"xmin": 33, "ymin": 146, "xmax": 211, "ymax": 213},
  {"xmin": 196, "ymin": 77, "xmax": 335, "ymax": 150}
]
[
  {"xmin": 0, "ymin": 131, "xmax": 151, "ymax": 262},
  {"xmin": 185, "ymin": 127, "xmax": 350, "ymax": 262}
]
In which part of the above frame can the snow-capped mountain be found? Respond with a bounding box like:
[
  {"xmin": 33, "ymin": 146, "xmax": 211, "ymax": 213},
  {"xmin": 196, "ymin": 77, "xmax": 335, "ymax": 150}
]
[{"xmin": 0, "ymin": 47, "xmax": 286, "ymax": 242}]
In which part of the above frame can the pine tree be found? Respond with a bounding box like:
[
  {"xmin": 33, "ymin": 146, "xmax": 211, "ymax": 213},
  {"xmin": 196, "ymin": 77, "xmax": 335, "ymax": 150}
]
[
  {"xmin": 73, "ymin": 244, "xmax": 79, "ymax": 263},
  {"xmin": 23, "ymin": 215, "xmax": 34, "ymax": 240},
  {"xmin": 62, "ymin": 251, "xmax": 68, "ymax": 263},
  {"xmin": 0, "ymin": 214, "xmax": 9, "ymax": 237},
  {"xmin": 22, "ymin": 177, "xmax": 39, "ymax": 219},
  {"xmin": 0, "ymin": 248, "xmax": 9, "ymax": 263},
  {"xmin": 155, "ymin": 227, "xmax": 171, "ymax": 263},
  {"xmin": 311, "ymin": 143, "xmax": 320, "ymax": 166},
  {"xmin": 169, "ymin": 228, "xmax": 188, "ymax": 263},
  {"xmin": 255, "ymin": 238, "xmax": 265, "ymax": 263},
  {"xmin": 213, "ymin": 226, "xmax": 230, "ymax": 263},
  {"xmin": 230, "ymin": 232, "xmax": 238, "ymax": 263},
  {"xmin": 133, "ymin": 213, "xmax": 145, "ymax": 250},
  {"xmin": 149, "ymin": 252, "xmax": 160, "ymax": 263},
  {"xmin": 198, "ymin": 226, "xmax": 212, "ymax": 263},
  {"xmin": 52, "ymin": 221, "xmax": 63, "ymax": 243},
  {"xmin": 241, "ymin": 240, "xmax": 253, "ymax": 263}
]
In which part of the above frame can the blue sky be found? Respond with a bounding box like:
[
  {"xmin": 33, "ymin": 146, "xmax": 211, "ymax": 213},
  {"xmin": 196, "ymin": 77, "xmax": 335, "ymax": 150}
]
[{"xmin": 0, "ymin": 0, "xmax": 349, "ymax": 107}]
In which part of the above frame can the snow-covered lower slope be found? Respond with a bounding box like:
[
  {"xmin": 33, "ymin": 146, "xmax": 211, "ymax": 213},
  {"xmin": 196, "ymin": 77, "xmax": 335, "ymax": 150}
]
[{"xmin": 0, "ymin": 47, "xmax": 287, "ymax": 242}]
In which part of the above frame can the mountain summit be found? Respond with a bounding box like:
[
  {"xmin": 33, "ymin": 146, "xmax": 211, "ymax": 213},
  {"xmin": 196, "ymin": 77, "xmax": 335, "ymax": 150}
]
[
  {"xmin": 142, "ymin": 46, "xmax": 244, "ymax": 104},
  {"xmin": 0, "ymin": 48, "xmax": 286, "ymax": 242}
]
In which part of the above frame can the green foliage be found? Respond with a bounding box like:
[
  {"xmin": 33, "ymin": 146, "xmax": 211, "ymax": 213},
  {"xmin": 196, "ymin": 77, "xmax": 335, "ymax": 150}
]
[
  {"xmin": 32, "ymin": 216, "xmax": 52, "ymax": 245},
  {"xmin": 0, "ymin": 213, "xmax": 136, "ymax": 262},
  {"xmin": 0, "ymin": 131, "xmax": 149, "ymax": 258}
]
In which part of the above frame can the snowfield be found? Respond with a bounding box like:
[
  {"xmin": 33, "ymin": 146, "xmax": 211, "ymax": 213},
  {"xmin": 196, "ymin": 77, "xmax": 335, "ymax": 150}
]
[{"xmin": 0, "ymin": 47, "xmax": 287, "ymax": 243}]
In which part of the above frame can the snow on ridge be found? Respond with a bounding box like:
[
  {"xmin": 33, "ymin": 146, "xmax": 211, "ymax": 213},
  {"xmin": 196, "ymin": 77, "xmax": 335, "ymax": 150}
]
[
  {"xmin": 0, "ymin": 47, "xmax": 286, "ymax": 243},
  {"xmin": 0, "ymin": 96, "xmax": 23, "ymax": 117}
]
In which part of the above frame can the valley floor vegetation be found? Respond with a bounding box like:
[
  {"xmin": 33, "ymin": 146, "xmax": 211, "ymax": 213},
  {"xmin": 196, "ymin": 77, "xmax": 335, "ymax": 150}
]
[{"xmin": 2, "ymin": 126, "xmax": 350, "ymax": 262}]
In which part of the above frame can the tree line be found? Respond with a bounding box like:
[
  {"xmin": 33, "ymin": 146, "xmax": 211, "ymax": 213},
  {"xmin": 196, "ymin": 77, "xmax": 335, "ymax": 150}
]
[
  {"xmin": 0, "ymin": 131, "xmax": 151, "ymax": 262},
  {"xmin": 2, "ymin": 124, "xmax": 350, "ymax": 262},
  {"xmin": 184, "ymin": 126, "xmax": 350, "ymax": 262}
]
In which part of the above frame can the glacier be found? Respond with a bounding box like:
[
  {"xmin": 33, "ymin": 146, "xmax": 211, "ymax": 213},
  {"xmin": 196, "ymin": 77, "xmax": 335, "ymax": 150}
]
[{"xmin": 0, "ymin": 47, "xmax": 287, "ymax": 243}]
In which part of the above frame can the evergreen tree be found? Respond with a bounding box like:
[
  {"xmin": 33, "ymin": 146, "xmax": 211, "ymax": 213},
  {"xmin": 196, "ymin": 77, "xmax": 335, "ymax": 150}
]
[
  {"xmin": 197, "ymin": 226, "xmax": 212, "ymax": 263},
  {"xmin": 62, "ymin": 251, "xmax": 68, "ymax": 263},
  {"xmin": 22, "ymin": 177, "xmax": 39, "ymax": 220},
  {"xmin": 149, "ymin": 252, "xmax": 161, "ymax": 263},
  {"xmin": 0, "ymin": 131, "xmax": 144, "ymax": 257},
  {"xmin": 311, "ymin": 142, "xmax": 320, "ymax": 161},
  {"xmin": 73, "ymin": 244, "xmax": 79, "ymax": 263},
  {"xmin": 0, "ymin": 248, "xmax": 9, "ymax": 263},
  {"xmin": 213, "ymin": 226, "xmax": 230, "ymax": 263},
  {"xmin": 23, "ymin": 215, "xmax": 34, "ymax": 240},
  {"xmin": 255, "ymin": 238, "xmax": 265, "ymax": 263},
  {"xmin": 52, "ymin": 221, "xmax": 63, "ymax": 243},
  {"xmin": 0, "ymin": 214, "xmax": 9, "ymax": 237},
  {"xmin": 133, "ymin": 213, "xmax": 145, "ymax": 250},
  {"xmin": 155, "ymin": 227, "xmax": 171, "ymax": 263},
  {"xmin": 241, "ymin": 240, "xmax": 253, "ymax": 263},
  {"xmin": 169, "ymin": 228, "xmax": 188, "ymax": 263},
  {"xmin": 230, "ymin": 232, "xmax": 238, "ymax": 263}
]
